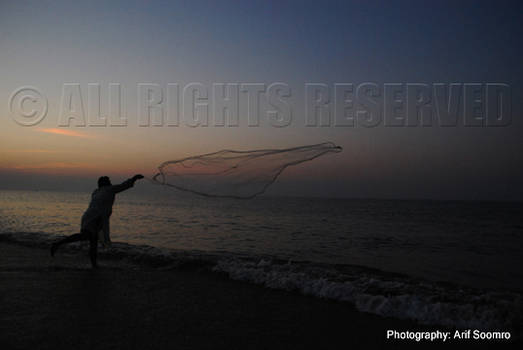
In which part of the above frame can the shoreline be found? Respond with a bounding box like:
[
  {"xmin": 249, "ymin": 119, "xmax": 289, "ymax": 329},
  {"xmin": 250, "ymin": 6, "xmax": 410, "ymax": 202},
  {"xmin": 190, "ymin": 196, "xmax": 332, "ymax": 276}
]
[
  {"xmin": 1, "ymin": 241, "xmax": 520, "ymax": 349},
  {"xmin": 2, "ymin": 232, "xmax": 523, "ymax": 333}
]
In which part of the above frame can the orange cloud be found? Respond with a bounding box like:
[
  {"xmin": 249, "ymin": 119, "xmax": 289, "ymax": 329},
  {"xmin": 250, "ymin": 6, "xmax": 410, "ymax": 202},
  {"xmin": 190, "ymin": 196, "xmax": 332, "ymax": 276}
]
[{"xmin": 37, "ymin": 128, "xmax": 96, "ymax": 138}]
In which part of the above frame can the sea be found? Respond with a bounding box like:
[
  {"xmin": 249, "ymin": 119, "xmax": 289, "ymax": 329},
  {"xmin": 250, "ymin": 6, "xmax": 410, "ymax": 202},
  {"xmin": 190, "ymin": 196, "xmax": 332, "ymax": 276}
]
[{"xmin": 1, "ymin": 189, "xmax": 522, "ymax": 332}]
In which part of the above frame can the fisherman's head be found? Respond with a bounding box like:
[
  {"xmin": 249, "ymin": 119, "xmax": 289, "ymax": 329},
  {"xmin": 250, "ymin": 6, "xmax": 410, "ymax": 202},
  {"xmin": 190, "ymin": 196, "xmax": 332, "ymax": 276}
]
[{"xmin": 98, "ymin": 176, "xmax": 111, "ymax": 188}]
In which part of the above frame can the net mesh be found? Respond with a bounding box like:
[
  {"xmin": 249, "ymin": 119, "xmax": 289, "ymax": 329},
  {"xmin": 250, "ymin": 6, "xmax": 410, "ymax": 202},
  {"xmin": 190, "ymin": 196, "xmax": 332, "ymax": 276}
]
[{"xmin": 151, "ymin": 142, "xmax": 342, "ymax": 199}]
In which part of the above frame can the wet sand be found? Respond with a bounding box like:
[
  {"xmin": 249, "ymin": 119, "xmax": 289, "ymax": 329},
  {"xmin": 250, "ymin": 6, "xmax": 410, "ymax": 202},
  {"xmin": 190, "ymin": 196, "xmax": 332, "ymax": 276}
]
[{"xmin": 0, "ymin": 242, "xmax": 516, "ymax": 349}]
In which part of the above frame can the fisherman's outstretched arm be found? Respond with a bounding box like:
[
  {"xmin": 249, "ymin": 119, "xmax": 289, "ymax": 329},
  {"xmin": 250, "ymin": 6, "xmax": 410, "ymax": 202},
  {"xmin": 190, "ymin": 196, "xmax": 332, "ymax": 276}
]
[{"xmin": 111, "ymin": 174, "xmax": 144, "ymax": 193}]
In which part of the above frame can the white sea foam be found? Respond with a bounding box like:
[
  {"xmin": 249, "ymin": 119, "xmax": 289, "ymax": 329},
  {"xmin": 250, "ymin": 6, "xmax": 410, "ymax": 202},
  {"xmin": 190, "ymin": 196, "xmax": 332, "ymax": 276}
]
[{"xmin": 212, "ymin": 259, "xmax": 523, "ymax": 331}]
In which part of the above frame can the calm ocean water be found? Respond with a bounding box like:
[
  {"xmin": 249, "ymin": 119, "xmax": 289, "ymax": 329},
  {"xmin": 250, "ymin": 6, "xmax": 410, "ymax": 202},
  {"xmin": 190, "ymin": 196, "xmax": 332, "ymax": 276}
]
[{"xmin": 1, "ymin": 189, "xmax": 521, "ymax": 291}]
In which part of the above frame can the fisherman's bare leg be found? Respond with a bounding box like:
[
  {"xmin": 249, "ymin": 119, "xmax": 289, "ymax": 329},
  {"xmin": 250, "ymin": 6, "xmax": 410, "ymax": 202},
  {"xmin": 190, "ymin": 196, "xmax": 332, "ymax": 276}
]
[
  {"xmin": 51, "ymin": 232, "xmax": 88, "ymax": 256},
  {"xmin": 89, "ymin": 232, "xmax": 98, "ymax": 268}
]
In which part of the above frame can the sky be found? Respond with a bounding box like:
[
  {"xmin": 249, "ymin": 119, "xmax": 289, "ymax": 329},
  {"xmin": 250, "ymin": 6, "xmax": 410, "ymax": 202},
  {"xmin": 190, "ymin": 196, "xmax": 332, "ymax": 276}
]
[{"xmin": 0, "ymin": 0, "xmax": 522, "ymax": 199}]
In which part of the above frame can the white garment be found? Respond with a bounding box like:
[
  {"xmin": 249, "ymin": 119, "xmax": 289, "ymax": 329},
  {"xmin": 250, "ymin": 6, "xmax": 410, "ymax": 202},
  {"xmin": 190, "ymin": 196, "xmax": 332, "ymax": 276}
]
[{"xmin": 80, "ymin": 179, "xmax": 134, "ymax": 246}]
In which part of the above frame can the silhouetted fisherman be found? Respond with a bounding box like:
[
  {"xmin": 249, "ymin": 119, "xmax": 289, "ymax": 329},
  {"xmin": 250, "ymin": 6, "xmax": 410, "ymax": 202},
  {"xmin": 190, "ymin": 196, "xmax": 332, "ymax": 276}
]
[{"xmin": 51, "ymin": 174, "xmax": 144, "ymax": 268}]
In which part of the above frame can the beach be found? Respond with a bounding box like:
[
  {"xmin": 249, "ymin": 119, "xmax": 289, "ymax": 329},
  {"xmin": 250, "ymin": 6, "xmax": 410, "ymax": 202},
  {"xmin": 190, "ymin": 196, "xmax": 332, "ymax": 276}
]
[
  {"xmin": 2, "ymin": 0, "xmax": 522, "ymax": 348},
  {"xmin": 1, "ymin": 241, "xmax": 519, "ymax": 349}
]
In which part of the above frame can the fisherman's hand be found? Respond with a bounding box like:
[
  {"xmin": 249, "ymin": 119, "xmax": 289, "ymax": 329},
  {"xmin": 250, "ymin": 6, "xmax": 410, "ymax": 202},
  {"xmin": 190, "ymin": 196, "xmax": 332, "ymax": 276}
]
[{"xmin": 133, "ymin": 174, "xmax": 144, "ymax": 181}]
